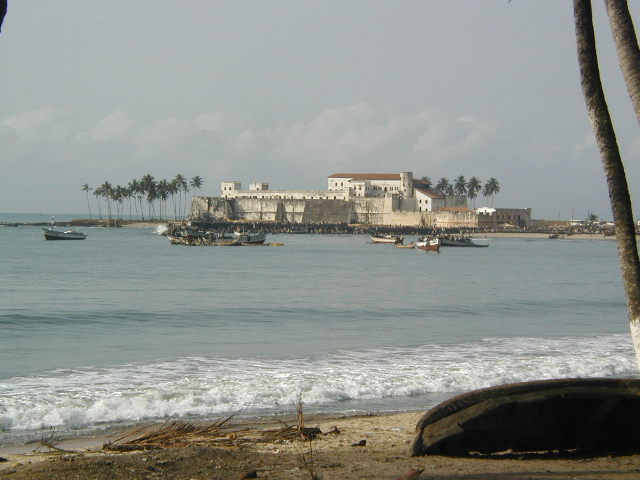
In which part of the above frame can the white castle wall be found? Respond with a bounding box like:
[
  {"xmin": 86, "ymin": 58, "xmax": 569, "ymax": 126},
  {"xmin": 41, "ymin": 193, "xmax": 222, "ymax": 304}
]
[{"xmin": 191, "ymin": 196, "xmax": 479, "ymax": 228}]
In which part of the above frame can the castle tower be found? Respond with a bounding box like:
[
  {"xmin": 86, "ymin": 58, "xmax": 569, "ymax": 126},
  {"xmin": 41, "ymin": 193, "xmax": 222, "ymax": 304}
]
[{"xmin": 399, "ymin": 172, "xmax": 413, "ymax": 197}]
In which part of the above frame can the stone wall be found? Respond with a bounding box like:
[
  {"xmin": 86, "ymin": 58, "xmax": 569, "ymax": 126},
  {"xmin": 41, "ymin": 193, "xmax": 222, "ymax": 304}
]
[
  {"xmin": 190, "ymin": 196, "xmax": 354, "ymax": 223},
  {"xmin": 190, "ymin": 196, "xmax": 479, "ymax": 228}
]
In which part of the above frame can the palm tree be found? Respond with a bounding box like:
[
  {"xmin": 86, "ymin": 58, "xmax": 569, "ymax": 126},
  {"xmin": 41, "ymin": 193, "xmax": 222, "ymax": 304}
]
[
  {"xmin": 181, "ymin": 178, "xmax": 190, "ymax": 220},
  {"xmin": 454, "ymin": 175, "xmax": 467, "ymax": 196},
  {"xmin": 574, "ymin": 0, "xmax": 640, "ymax": 365},
  {"xmin": 93, "ymin": 187, "xmax": 103, "ymax": 220},
  {"xmin": 169, "ymin": 179, "xmax": 179, "ymax": 220},
  {"xmin": 115, "ymin": 185, "xmax": 127, "ymax": 220},
  {"xmin": 435, "ymin": 178, "xmax": 450, "ymax": 195},
  {"xmin": 605, "ymin": 0, "xmax": 640, "ymax": 126},
  {"xmin": 128, "ymin": 180, "xmax": 140, "ymax": 220},
  {"xmin": 483, "ymin": 178, "xmax": 500, "ymax": 207},
  {"xmin": 467, "ymin": 177, "xmax": 482, "ymax": 209},
  {"xmin": 135, "ymin": 178, "xmax": 146, "ymax": 221},
  {"xmin": 100, "ymin": 181, "xmax": 113, "ymax": 224},
  {"xmin": 157, "ymin": 179, "xmax": 170, "ymax": 220},
  {"xmin": 140, "ymin": 174, "xmax": 155, "ymax": 219},
  {"xmin": 147, "ymin": 181, "xmax": 157, "ymax": 219},
  {"xmin": 173, "ymin": 174, "xmax": 187, "ymax": 220},
  {"xmin": 420, "ymin": 176, "xmax": 432, "ymax": 189},
  {"xmin": 189, "ymin": 176, "xmax": 203, "ymax": 219},
  {"xmin": 81, "ymin": 184, "xmax": 92, "ymax": 219},
  {"xmin": 190, "ymin": 175, "xmax": 203, "ymax": 194}
]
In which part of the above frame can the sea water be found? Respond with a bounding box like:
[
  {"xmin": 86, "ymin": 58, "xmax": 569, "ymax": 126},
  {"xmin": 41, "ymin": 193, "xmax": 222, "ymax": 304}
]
[{"xmin": 0, "ymin": 215, "xmax": 637, "ymax": 445}]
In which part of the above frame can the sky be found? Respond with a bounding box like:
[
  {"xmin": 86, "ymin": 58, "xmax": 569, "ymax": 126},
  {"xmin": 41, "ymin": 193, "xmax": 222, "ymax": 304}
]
[{"xmin": 1, "ymin": 1, "xmax": 640, "ymax": 220}]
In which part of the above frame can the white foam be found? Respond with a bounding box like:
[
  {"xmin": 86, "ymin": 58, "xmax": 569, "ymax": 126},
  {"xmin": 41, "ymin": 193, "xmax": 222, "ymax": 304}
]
[{"xmin": 0, "ymin": 334, "xmax": 637, "ymax": 437}]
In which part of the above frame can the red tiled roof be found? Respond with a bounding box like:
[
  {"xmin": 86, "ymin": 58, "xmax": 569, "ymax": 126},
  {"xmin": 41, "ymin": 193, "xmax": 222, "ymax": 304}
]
[
  {"xmin": 415, "ymin": 188, "xmax": 444, "ymax": 199},
  {"xmin": 328, "ymin": 173, "xmax": 401, "ymax": 181}
]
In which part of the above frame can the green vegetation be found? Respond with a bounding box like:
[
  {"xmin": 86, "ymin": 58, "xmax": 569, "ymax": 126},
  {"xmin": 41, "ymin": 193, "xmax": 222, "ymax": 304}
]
[
  {"xmin": 81, "ymin": 174, "xmax": 204, "ymax": 222},
  {"xmin": 427, "ymin": 175, "xmax": 501, "ymax": 207}
]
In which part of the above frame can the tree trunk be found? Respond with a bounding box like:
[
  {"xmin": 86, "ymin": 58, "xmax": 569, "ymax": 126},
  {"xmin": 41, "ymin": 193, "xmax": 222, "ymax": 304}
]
[
  {"xmin": 605, "ymin": 0, "xmax": 640, "ymax": 126},
  {"xmin": 574, "ymin": 0, "xmax": 640, "ymax": 366}
]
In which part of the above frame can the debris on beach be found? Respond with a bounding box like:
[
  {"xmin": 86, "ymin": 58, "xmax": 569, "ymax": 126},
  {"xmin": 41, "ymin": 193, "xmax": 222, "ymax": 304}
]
[
  {"xmin": 104, "ymin": 414, "xmax": 239, "ymax": 451},
  {"xmin": 103, "ymin": 414, "xmax": 339, "ymax": 452}
]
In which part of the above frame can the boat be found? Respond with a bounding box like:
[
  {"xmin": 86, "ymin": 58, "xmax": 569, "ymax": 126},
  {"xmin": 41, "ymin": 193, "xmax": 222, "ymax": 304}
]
[
  {"xmin": 438, "ymin": 234, "xmax": 488, "ymax": 247},
  {"xmin": 370, "ymin": 233, "xmax": 404, "ymax": 244},
  {"xmin": 167, "ymin": 235, "xmax": 184, "ymax": 245},
  {"xmin": 411, "ymin": 378, "xmax": 640, "ymax": 456},
  {"xmin": 416, "ymin": 237, "xmax": 440, "ymax": 252},
  {"xmin": 43, "ymin": 219, "xmax": 87, "ymax": 240},
  {"xmin": 394, "ymin": 242, "xmax": 416, "ymax": 249},
  {"xmin": 234, "ymin": 231, "xmax": 267, "ymax": 245}
]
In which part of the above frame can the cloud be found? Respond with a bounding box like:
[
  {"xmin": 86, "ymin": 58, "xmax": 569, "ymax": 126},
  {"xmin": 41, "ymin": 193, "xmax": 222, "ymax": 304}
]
[
  {"xmin": 80, "ymin": 110, "xmax": 134, "ymax": 141},
  {"xmin": 3, "ymin": 107, "xmax": 71, "ymax": 143},
  {"xmin": 196, "ymin": 112, "xmax": 245, "ymax": 135},
  {"xmin": 413, "ymin": 114, "xmax": 499, "ymax": 166},
  {"xmin": 2, "ymin": 102, "xmax": 625, "ymax": 217},
  {"xmin": 135, "ymin": 117, "xmax": 195, "ymax": 156}
]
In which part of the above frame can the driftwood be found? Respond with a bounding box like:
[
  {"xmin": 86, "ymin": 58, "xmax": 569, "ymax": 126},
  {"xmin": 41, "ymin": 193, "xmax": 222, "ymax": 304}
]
[
  {"xmin": 411, "ymin": 378, "xmax": 640, "ymax": 456},
  {"xmin": 104, "ymin": 413, "xmax": 239, "ymax": 451}
]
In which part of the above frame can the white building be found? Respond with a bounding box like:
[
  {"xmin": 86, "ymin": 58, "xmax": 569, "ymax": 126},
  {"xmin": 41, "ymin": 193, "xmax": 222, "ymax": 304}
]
[
  {"xmin": 221, "ymin": 180, "xmax": 348, "ymax": 201},
  {"xmin": 220, "ymin": 172, "xmax": 459, "ymax": 213},
  {"xmin": 327, "ymin": 172, "xmax": 414, "ymax": 197},
  {"xmin": 415, "ymin": 188, "xmax": 445, "ymax": 212}
]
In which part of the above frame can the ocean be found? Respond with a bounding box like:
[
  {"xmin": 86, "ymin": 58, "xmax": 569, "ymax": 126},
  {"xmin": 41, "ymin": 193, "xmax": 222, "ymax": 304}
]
[{"xmin": 0, "ymin": 213, "xmax": 637, "ymax": 446}]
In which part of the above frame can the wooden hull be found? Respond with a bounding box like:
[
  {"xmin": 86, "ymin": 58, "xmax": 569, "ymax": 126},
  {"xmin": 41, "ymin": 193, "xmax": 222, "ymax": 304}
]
[
  {"xmin": 370, "ymin": 235, "xmax": 403, "ymax": 244},
  {"xmin": 395, "ymin": 242, "xmax": 416, "ymax": 249},
  {"xmin": 411, "ymin": 378, "xmax": 640, "ymax": 456},
  {"xmin": 416, "ymin": 238, "xmax": 440, "ymax": 251}
]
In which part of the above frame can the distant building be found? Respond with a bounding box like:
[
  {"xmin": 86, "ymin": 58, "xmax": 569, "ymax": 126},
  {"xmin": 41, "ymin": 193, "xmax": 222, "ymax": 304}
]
[
  {"xmin": 221, "ymin": 180, "xmax": 348, "ymax": 201},
  {"xmin": 477, "ymin": 207, "xmax": 532, "ymax": 228},
  {"xmin": 190, "ymin": 171, "xmax": 524, "ymax": 227}
]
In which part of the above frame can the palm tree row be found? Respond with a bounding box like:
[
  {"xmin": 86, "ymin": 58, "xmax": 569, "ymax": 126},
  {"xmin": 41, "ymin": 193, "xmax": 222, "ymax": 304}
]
[
  {"xmin": 81, "ymin": 174, "xmax": 203, "ymax": 222},
  {"xmin": 421, "ymin": 175, "xmax": 501, "ymax": 208}
]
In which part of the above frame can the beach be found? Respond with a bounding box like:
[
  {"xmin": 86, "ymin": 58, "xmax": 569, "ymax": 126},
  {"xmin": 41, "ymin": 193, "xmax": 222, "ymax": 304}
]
[
  {"xmin": 1, "ymin": 222, "xmax": 637, "ymax": 479},
  {"xmin": 3, "ymin": 411, "xmax": 640, "ymax": 479}
]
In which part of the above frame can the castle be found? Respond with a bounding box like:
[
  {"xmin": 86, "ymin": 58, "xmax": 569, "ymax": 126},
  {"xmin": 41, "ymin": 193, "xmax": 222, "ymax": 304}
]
[{"xmin": 190, "ymin": 172, "xmax": 531, "ymax": 228}]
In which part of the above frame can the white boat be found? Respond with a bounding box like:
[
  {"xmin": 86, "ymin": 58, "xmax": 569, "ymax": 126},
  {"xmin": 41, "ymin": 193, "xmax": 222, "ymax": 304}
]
[
  {"xmin": 43, "ymin": 219, "xmax": 87, "ymax": 240},
  {"xmin": 370, "ymin": 233, "xmax": 403, "ymax": 244}
]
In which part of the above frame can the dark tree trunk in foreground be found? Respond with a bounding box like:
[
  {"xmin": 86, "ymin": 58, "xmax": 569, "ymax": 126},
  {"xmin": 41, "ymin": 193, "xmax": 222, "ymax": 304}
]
[
  {"xmin": 574, "ymin": 0, "xmax": 640, "ymax": 365},
  {"xmin": 605, "ymin": 0, "xmax": 640, "ymax": 126}
]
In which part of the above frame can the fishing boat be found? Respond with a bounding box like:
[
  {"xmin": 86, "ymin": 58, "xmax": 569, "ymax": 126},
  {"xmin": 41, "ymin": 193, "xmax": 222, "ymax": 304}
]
[
  {"xmin": 416, "ymin": 237, "xmax": 440, "ymax": 252},
  {"xmin": 167, "ymin": 235, "xmax": 184, "ymax": 245},
  {"xmin": 370, "ymin": 233, "xmax": 404, "ymax": 244},
  {"xmin": 394, "ymin": 241, "xmax": 416, "ymax": 249},
  {"xmin": 234, "ymin": 231, "xmax": 267, "ymax": 245},
  {"xmin": 439, "ymin": 234, "xmax": 488, "ymax": 247},
  {"xmin": 43, "ymin": 219, "xmax": 87, "ymax": 240}
]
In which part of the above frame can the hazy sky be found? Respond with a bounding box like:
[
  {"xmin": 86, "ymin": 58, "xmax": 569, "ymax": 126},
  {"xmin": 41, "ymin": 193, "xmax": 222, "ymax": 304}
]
[{"xmin": 2, "ymin": 1, "xmax": 639, "ymax": 220}]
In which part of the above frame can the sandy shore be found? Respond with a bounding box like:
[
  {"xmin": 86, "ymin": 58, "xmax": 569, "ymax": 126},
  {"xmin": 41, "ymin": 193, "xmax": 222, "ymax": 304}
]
[
  {"xmin": 477, "ymin": 232, "xmax": 616, "ymax": 241},
  {"xmin": 3, "ymin": 411, "xmax": 640, "ymax": 479}
]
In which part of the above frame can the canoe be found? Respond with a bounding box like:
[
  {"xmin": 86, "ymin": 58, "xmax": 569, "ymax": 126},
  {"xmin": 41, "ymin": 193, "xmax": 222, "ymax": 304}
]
[{"xmin": 411, "ymin": 377, "xmax": 640, "ymax": 456}]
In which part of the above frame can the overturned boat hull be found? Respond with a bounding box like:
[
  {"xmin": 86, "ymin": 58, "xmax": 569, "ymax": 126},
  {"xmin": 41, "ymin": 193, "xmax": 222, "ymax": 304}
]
[{"xmin": 411, "ymin": 378, "xmax": 640, "ymax": 456}]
